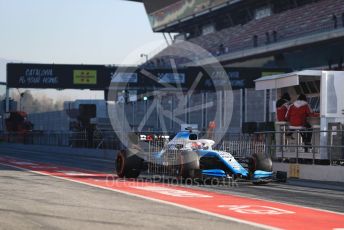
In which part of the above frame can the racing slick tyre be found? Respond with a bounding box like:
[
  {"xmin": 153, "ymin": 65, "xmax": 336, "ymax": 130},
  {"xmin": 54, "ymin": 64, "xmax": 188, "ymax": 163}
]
[
  {"xmin": 178, "ymin": 151, "xmax": 200, "ymax": 179},
  {"xmin": 249, "ymin": 153, "xmax": 273, "ymax": 185},
  {"xmin": 248, "ymin": 153, "xmax": 273, "ymax": 172},
  {"xmin": 116, "ymin": 150, "xmax": 142, "ymax": 178}
]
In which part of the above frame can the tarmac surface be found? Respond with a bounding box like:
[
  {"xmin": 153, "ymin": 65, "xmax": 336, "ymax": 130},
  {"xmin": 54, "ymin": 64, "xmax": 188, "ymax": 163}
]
[
  {"xmin": 0, "ymin": 144, "xmax": 343, "ymax": 229},
  {"xmin": 0, "ymin": 164, "xmax": 257, "ymax": 230}
]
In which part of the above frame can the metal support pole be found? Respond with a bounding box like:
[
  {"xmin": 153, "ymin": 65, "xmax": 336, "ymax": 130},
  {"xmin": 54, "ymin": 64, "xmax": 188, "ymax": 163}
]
[
  {"xmin": 162, "ymin": 33, "xmax": 170, "ymax": 46},
  {"xmin": 168, "ymin": 33, "xmax": 173, "ymax": 43},
  {"xmin": 281, "ymin": 125, "xmax": 285, "ymax": 159},
  {"xmin": 264, "ymin": 133, "xmax": 270, "ymax": 157},
  {"xmin": 330, "ymin": 132, "xmax": 333, "ymax": 165},
  {"xmin": 296, "ymin": 131, "xmax": 300, "ymax": 163},
  {"xmin": 312, "ymin": 129, "xmax": 316, "ymax": 164},
  {"xmin": 5, "ymin": 87, "xmax": 9, "ymax": 113}
]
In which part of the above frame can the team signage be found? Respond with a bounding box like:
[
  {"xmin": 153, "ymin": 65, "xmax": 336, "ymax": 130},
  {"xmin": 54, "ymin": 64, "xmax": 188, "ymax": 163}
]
[
  {"xmin": 14, "ymin": 66, "xmax": 59, "ymax": 87},
  {"xmin": 158, "ymin": 73, "xmax": 185, "ymax": 83},
  {"xmin": 7, "ymin": 63, "xmax": 107, "ymax": 89},
  {"xmin": 7, "ymin": 63, "xmax": 289, "ymax": 90},
  {"xmin": 73, "ymin": 70, "xmax": 97, "ymax": 85},
  {"xmin": 111, "ymin": 72, "xmax": 138, "ymax": 83}
]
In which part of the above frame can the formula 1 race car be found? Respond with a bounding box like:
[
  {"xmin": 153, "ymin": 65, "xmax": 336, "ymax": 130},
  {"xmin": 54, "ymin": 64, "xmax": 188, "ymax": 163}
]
[{"xmin": 116, "ymin": 129, "xmax": 274, "ymax": 184}]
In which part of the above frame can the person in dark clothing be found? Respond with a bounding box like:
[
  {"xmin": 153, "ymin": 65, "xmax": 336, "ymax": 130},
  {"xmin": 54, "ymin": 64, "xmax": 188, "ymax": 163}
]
[
  {"xmin": 253, "ymin": 35, "xmax": 258, "ymax": 47},
  {"xmin": 218, "ymin": 43, "xmax": 225, "ymax": 55},
  {"xmin": 332, "ymin": 14, "xmax": 338, "ymax": 29},
  {"xmin": 272, "ymin": 30, "xmax": 277, "ymax": 42},
  {"xmin": 265, "ymin": 32, "xmax": 270, "ymax": 44}
]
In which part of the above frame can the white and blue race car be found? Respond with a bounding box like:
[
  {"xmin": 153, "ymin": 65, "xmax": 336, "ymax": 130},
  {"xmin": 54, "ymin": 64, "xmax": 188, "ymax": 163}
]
[{"xmin": 116, "ymin": 130, "xmax": 274, "ymax": 184}]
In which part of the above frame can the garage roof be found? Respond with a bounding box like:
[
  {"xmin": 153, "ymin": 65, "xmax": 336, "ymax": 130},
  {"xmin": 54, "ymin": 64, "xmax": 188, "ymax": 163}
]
[{"xmin": 254, "ymin": 70, "xmax": 322, "ymax": 90}]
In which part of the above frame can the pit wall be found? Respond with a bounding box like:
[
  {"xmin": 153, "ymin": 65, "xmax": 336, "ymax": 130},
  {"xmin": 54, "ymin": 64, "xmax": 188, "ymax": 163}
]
[
  {"xmin": 273, "ymin": 162, "xmax": 344, "ymax": 183},
  {"xmin": 0, "ymin": 143, "xmax": 116, "ymax": 161}
]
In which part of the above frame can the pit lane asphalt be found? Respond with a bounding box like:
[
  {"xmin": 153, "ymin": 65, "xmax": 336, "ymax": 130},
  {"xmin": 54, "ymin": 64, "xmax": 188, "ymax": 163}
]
[
  {"xmin": 1, "ymin": 144, "xmax": 343, "ymax": 217},
  {"xmin": 0, "ymin": 164, "xmax": 259, "ymax": 230}
]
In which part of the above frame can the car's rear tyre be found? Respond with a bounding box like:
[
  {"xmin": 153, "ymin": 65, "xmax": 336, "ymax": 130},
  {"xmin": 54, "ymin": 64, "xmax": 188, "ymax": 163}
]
[
  {"xmin": 248, "ymin": 153, "xmax": 272, "ymax": 173},
  {"xmin": 116, "ymin": 150, "xmax": 142, "ymax": 178},
  {"xmin": 178, "ymin": 151, "xmax": 200, "ymax": 179}
]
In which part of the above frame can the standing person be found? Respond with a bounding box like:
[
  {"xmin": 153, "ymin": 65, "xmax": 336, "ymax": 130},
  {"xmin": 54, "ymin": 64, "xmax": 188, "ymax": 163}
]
[
  {"xmin": 285, "ymin": 94, "xmax": 313, "ymax": 152},
  {"xmin": 207, "ymin": 120, "xmax": 216, "ymax": 139},
  {"xmin": 276, "ymin": 93, "xmax": 291, "ymax": 122}
]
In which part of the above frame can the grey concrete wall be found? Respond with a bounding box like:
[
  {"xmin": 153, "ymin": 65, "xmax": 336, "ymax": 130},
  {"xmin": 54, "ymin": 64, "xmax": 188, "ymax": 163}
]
[
  {"xmin": 273, "ymin": 162, "xmax": 344, "ymax": 183},
  {"xmin": 0, "ymin": 143, "xmax": 116, "ymax": 161}
]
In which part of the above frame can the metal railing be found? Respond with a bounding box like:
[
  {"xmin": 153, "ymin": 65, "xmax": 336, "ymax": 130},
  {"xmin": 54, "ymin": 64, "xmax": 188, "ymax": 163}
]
[
  {"xmin": 216, "ymin": 133, "xmax": 265, "ymax": 159},
  {"xmin": 256, "ymin": 129, "xmax": 344, "ymax": 165}
]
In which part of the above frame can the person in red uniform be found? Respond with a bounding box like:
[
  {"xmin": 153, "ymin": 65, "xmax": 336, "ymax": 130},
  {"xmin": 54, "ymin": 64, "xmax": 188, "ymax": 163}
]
[
  {"xmin": 207, "ymin": 120, "xmax": 216, "ymax": 139},
  {"xmin": 276, "ymin": 93, "xmax": 291, "ymax": 121},
  {"xmin": 285, "ymin": 94, "xmax": 313, "ymax": 152}
]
